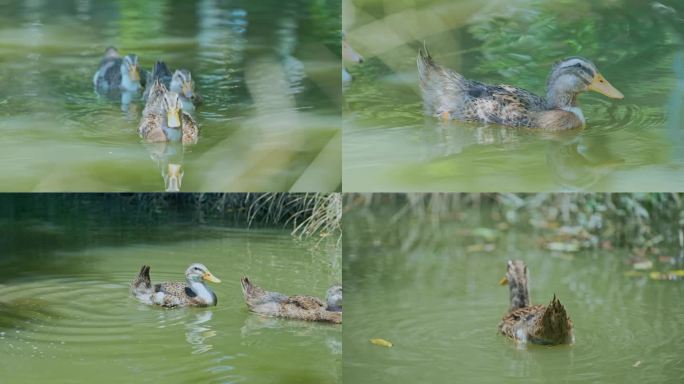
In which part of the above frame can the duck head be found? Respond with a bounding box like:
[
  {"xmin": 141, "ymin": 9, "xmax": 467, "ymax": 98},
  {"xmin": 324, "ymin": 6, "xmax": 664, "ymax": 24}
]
[
  {"xmin": 170, "ymin": 69, "xmax": 195, "ymax": 100},
  {"xmin": 122, "ymin": 54, "xmax": 141, "ymax": 81},
  {"xmin": 185, "ymin": 263, "xmax": 221, "ymax": 284},
  {"xmin": 545, "ymin": 57, "xmax": 623, "ymax": 109},
  {"xmin": 499, "ymin": 260, "xmax": 530, "ymax": 311},
  {"xmin": 326, "ymin": 284, "xmax": 342, "ymax": 312},
  {"xmin": 104, "ymin": 46, "xmax": 120, "ymax": 59},
  {"xmin": 162, "ymin": 91, "xmax": 182, "ymax": 129}
]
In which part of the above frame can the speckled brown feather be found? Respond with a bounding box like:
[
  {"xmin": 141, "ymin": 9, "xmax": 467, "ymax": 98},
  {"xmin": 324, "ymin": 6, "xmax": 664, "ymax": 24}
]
[
  {"xmin": 154, "ymin": 281, "xmax": 210, "ymax": 307},
  {"xmin": 498, "ymin": 297, "xmax": 573, "ymax": 344},
  {"xmin": 240, "ymin": 276, "xmax": 342, "ymax": 324},
  {"xmin": 498, "ymin": 261, "xmax": 574, "ymax": 345}
]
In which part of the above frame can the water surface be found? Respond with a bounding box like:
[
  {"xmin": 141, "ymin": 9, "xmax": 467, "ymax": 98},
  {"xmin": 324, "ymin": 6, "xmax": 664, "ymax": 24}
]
[
  {"xmin": 342, "ymin": 203, "xmax": 684, "ymax": 383},
  {"xmin": 0, "ymin": 199, "xmax": 342, "ymax": 383},
  {"xmin": 0, "ymin": 0, "xmax": 341, "ymax": 191},
  {"xmin": 343, "ymin": 0, "xmax": 684, "ymax": 191}
]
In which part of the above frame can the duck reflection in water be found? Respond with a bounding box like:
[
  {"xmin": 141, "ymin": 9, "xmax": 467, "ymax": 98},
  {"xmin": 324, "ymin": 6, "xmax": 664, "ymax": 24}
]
[
  {"xmin": 186, "ymin": 311, "xmax": 216, "ymax": 355},
  {"xmin": 144, "ymin": 142, "xmax": 186, "ymax": 192},
  {"xmin": 426, "ymin": 121, "xmax": 624, "ymax": 190}
]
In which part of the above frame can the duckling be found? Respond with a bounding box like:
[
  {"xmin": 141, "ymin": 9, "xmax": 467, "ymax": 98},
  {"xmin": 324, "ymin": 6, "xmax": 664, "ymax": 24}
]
[
  {"xmin": 138, "ymin": 80, "xmax": 199, "ymax": 144},
  {"xmin": 131, "ymin": 264, "xmax": 220, "ymax": 308},
  {"xmin": 240, "ymin": 276, "xmax": 342, "ymax": 324},
  {"xmin": 498, "ymin": 260, "xmax": 574, "ymax": 345},
  {"xmin": 143, "ymin": 61, "xmax": 203, "ymax": 111},
  {"xmin": 93, "ymin": 47, "xmax": 142, "ymax": 92},
  {"xmin": 417, "ymin": 47, "xmax": 624, "ymax": 130}
]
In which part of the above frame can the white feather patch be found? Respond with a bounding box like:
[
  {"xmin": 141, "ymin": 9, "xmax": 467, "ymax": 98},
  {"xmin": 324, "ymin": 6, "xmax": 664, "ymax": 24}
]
[{"xmin": 562, "ymin": 106, "xmax": 585, "ymax": 125}]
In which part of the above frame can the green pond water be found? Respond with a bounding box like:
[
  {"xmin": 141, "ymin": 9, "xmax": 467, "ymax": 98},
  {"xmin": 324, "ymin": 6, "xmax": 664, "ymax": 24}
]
[
  {"xmin": 342, "ymin": 203, "xmax": 684, "ymax": 383},
  {"xmin": 0, "ymin": 198, "xmax": 342, "ymax": 383},
  {"xmin": 343, "ymin": 0, "xmax": 684, "ymax": 191},
  {"xmin": 0, "ymin": 0, "xmax": 341, "ymax": 192}
]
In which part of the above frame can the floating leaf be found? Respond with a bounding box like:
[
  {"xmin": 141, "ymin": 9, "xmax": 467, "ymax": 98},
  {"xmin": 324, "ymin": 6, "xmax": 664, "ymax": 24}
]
[
  {"xmin": 370, "ymin": 338, "xmax": 393, "ymax": 348},
  {"xmin": 633, "ymin": 360, "xmax": 642, "ymax": 368},
  {"xmin": 649, "ymin": 272, "xmax": 682, "ymax": 281}
]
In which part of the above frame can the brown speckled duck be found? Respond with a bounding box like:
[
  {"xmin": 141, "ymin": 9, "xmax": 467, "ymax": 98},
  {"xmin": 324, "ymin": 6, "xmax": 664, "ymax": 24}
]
[
  {"xmin": 240, "ymin": 276, "xmax": 342, "ymax": 324},
  {"xmin": 138, "ymin": 79, "xmax": 199, "ymax": 144},
  {"xmin": 131, "ymin": 264, "xmax": 220, "ymax": 308},
  {"xmin": 498, "ymin": 260, "xmax": 574, "ymax": 345},
  {"xmin": 417, "ymin": 47, "xmax": 623, "ymax": 130}
]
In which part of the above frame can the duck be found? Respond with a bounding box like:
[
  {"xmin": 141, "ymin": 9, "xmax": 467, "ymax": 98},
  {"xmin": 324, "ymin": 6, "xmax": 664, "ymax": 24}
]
[
  {"xmin": 240, "ymin": 276, "xmax": 342, "ymax": 324},
  {"xmin": 130, "ymin": 263, "xmax": 220, "ymax": 308},
  {"xmin": 143, "ymin": 61, "xmax": 203, "ymax": 111},
  {"xmin": 93, "ymin": 47, "xmax": 143, "ymax": 92},
  {"xmin": 417, "ymin": 47, "xmax": 624, "ymax": 130},
  {"xmin": 138, "ymin": 79, "xmax": 199, "ymax": 144},
  {"xmin": 498, "ymin": 260, "xmax": 574, "ymax": 345}
]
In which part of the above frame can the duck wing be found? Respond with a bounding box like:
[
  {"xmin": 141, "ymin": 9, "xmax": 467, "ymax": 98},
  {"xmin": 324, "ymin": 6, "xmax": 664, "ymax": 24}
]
[
  {"xmin": 460, "ymin": 84, "xmax": 545, "ymax": 127},
  {"xmin": 498, "ymin": 304, "xmax": 545, "ymax": 339},
  {"xmin": 94, "ymin": 58, "xmax": 122, "ymax": 90},
  {"xmin": 181, "ymin": 111, "xmax": 199, "ymax": 144},
  {"xmin": 286, "ymin": 295, "xmax": 325, "ymax": 310}
]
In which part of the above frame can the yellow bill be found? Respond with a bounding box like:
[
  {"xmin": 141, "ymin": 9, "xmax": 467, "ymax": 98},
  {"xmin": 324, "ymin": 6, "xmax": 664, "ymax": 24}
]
[
  {"xmin": 129, "ymin": 65, "xmax": 140, "ymax": 81},
  {"xmin": 182, "ymin": 82, "xmax": 193, "ymax": 98},
  {"xmin": 167, "ymin": 108, "xmax": 181, "ymax": 128},
  {"xmin": 498, "ymin": 276, "xmax": 508, "ymax": 286},
  {"xmin": 588, "ymin": 73, "xmax": 623, "ymax": 99},
  {"xmin": 203, "ymin": 272, "xmax": 221, "ymax": 283}
]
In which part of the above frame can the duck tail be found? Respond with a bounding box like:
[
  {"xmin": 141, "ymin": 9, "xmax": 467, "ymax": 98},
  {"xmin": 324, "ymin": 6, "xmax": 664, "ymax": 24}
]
[
  {"xmin": 320, "ymin": 310, "xmax": 342, "ymax": 324},
  {"xmin": 240, "ymin": 276, "xmax": 256, "ymax": 298},
  {"xmin": 131, "ymin": 265, "xmax": 152, "ymax": 292},
  {"xmin": 416, "ymin": 43, "xmax": 465, "ymax": 118},
  {"xmin": 151, "ymin": 61, "xmax": 171, "ymax": 82},
  {"xmin": 535, "ymin": 294, "xmax": 573, "ymax": 344},
  {"xmin": 416, "ymin": 42, "xmax": 435, "ymax": 83}
]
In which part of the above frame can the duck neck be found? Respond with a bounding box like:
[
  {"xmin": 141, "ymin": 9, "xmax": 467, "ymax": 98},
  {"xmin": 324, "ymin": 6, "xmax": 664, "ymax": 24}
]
[
  {"xmin": 545, "ymin": 88, "xmax": 585, "ymax": 124},
  {"xmin": 545, "ymin": 87, "xmax": 578, "ymax": 110},
  {"xmin": 162, "ymin": 118, "xmax": 183, "ymax": 142},
  {"xmin": 188, "ymin": 279, "xmax": 215, "ymax": 305},
  {"xmin": 508, "ymin": 277, "xmax": 530, "ymax": 311}
]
